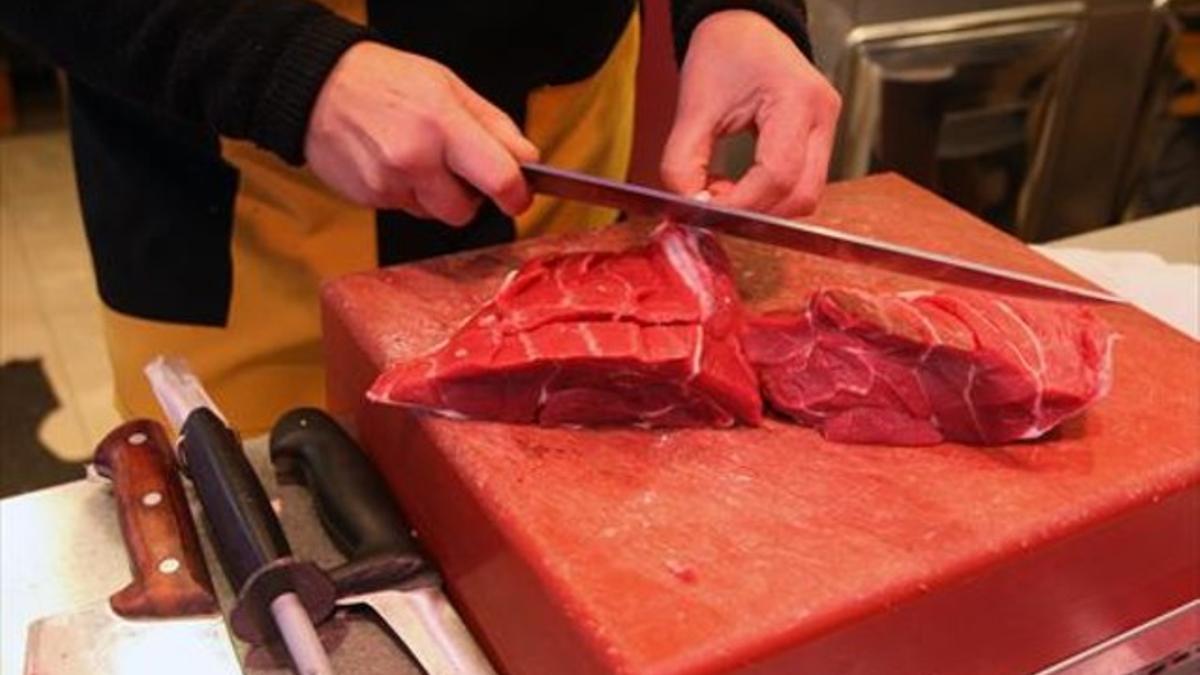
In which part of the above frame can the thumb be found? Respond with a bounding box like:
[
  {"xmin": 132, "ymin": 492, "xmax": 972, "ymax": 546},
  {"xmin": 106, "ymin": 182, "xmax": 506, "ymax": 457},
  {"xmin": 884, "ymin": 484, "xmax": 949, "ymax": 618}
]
[
  {"xmin": 706, "ymin": 178, "xmax": 736, "ymax": 199},
  {"xmin": 661, "ymin": 106, "xmax": 717, "ymax": 196}
]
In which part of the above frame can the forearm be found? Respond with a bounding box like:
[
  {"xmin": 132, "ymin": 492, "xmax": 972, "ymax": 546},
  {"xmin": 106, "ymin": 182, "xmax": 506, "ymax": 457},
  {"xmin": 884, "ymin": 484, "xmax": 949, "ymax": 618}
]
[
  {"xmin": 670, "ymin": 0, "xmax": 811, "ymax": 61},
  {"xmin": 0, "ymin": 0, "xmax": 370, "ymax": 162}
]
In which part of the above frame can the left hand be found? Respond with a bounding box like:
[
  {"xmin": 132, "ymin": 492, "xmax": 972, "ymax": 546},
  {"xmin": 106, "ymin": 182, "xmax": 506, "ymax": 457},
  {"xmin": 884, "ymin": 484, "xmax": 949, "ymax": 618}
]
[{"xmin": 662, "ymin": 10, "xmax": 842, "ymax": 217}]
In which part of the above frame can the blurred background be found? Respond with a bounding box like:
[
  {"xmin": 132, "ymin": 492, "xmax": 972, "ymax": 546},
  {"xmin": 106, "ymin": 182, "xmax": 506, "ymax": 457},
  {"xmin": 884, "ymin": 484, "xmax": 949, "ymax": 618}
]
[
  {"xmin": 1, "ymin": 0, "xmax": 1198, "ymax": 496},
  {"xmin": 629, "ymin": 0, "xmax": 1200, "ymax": 237}
]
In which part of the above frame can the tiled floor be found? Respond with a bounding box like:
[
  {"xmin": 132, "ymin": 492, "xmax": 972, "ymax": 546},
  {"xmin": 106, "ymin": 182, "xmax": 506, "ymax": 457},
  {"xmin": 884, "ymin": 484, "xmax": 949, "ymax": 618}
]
[{"xmin": 1, "ymin": 129, "xmax": 121, "ymax": 469}]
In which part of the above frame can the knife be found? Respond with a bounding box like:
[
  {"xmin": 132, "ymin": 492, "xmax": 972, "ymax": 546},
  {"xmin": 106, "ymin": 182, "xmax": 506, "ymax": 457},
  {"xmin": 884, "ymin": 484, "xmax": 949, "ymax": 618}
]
[
  {"xmin": 23, "ymin": 419, "xmax": 242, "ymax": 675},
  {"xmin": 521, "ymin": 162, "xmax": 1125, "ymax": 304},
  {"xmin": 144, "ymin": 357, "xmax": 338, "ymax": 675},
  {"xmin": 269, "ymin": 407, "xmax": 498, "ymax": 675}
]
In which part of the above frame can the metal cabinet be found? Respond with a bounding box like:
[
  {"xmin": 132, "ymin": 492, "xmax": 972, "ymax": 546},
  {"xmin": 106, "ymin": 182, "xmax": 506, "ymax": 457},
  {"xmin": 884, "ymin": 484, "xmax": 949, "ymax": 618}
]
[{"xmin": 812, "ymin": 0, "xmax": 1163, "ymax": 241}]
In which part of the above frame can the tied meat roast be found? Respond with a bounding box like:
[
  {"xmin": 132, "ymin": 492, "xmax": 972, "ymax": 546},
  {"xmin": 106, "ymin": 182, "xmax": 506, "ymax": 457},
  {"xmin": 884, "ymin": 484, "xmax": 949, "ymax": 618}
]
[{"xmin": 369, "ymin": 224, "xmax": 1115, "ymax": 444}]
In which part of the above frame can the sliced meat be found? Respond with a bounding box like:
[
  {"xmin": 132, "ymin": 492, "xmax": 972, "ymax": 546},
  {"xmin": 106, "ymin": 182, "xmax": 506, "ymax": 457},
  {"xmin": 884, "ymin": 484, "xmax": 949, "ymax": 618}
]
[
  {"xmin": 743, "ymin": 288, "xmax": 1116, "ymax": 445},
  {"xmin": 368, "ymin": 224, "xmax": 763, "ymax": 427}
]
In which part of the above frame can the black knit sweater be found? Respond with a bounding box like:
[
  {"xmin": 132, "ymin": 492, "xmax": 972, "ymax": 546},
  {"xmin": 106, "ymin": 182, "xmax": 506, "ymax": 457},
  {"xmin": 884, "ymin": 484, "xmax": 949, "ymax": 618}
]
[
  {"xmin": 1, "ymin": 0, "xmax": 809, "ymax": 325},
  {"xmin": 1, "ymin": 0, "xmax": 810, "ymax": 165}
]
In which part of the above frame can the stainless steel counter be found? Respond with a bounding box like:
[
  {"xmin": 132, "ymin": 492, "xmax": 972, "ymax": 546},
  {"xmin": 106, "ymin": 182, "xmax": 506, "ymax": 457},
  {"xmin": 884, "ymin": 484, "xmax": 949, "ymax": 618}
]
[
  {"xmin": 0, "ymin": 437, "xmax": 422, "ymax": 675},
  {"xmin": 1045, "ymin": 206, "xmax": 1199, "ymax": 264}
]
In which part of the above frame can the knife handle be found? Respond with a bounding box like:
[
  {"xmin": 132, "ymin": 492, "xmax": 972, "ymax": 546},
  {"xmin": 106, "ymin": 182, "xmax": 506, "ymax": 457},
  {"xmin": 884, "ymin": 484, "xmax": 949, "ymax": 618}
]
[
  {"xmin": 180, "ymin": 407, "xmax": 292, "ymax": 589},
  {"xmin": 180, "ymin": 407, "xmax": 336, "ymax": 644},
  {"xmin": 269, "ymin": 408, "xmax": 427, "ymax": 594},
  {"xmin": 93, "ymin": 419, "xmax": 218, "ymax": 618}
]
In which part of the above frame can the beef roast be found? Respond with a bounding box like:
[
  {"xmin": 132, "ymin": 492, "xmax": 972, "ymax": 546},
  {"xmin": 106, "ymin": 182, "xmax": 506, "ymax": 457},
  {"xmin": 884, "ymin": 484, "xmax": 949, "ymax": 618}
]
[
  {"xmin": 369, "ymin": 223, "xmax": 1116, "ymax": 442},
  {"xmin": 743, "ymin": 288, "xmax": 1116, "ymax": 445},
  {"xmin": 368, "ymin": 224, "xmax": 763, "ymax": 427}
]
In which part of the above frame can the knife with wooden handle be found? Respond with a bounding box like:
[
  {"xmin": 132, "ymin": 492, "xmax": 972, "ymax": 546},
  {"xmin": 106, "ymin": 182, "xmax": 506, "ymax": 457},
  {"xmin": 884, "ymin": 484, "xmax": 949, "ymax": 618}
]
[
  {"xmin": 269, "ymin": 408, "xmax": 498, "ymax": 675},
  {"xmin": 23, "ymin": 419, "xmax": 242, "ymax": 675}
]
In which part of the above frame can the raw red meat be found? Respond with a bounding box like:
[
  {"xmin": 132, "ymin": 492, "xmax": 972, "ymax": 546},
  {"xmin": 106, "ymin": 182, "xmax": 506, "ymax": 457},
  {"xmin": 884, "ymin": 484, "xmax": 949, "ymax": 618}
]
[
  {"xmin": 368, "ymin": 224, "xmax": 763, "ymax": 427},
  {"xmin": 743, "ymin": 288, "xmax": 1116, "ymax": 445}
]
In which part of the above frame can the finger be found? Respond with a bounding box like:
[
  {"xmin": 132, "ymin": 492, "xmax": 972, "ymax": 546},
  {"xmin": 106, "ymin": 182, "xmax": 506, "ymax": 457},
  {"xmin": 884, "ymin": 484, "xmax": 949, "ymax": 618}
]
[
  {"xmin": 356, "ymin": 145, "xmax": 431, "ymax": 217},
  {"xmin": 713, "ymin": 164, "xmax": 791, "ymax": 213},
  {"xmin": 404, "ymin": 201, "xmax": 432, "ymax": 219},
  {"xmin": 717, "ymin": 108, "xmax": 813, "ymax": 212},
  {"xmin": 451, "ymin": 79, "xmax": 540, "ymax": 162},
  {"xmin": 661, "ymin": 105, "xmax": 718, "ymax": 196},
  {"xmin": 705, "ymin": 178, "xmax": 736, "ymax": 200},
  {"xmin": 378, "ymin": 186, "xmax": 430, "ymax": 219},
  {"xmin": 774, "ymin": 117, "xmax": 835, "ymax": 216},
  {"xmin": 443, "ymin": 111, "xmax": 532, "ymax": 216},
  {"xmin": 414, "ymin": 170, "xmax": 484, "ymax": 226}
]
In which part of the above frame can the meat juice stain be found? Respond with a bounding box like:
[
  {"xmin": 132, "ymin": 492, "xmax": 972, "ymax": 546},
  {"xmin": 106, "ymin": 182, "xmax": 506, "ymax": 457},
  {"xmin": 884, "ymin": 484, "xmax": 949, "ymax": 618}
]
[
  {"xmin": 728, "ymin": 245, "xmax": 785, "ymax": 304},
  {"xmin": 663, "ymin": 559, "xmax": 699, "ymax": 584}
]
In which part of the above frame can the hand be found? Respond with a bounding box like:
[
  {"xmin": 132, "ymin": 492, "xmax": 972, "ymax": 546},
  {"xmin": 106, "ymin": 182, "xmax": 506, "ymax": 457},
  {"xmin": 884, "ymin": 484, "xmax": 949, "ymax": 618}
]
[
  {"xmin": 662, "ymin": 11, "xmax": 841, "ymax": 216},
  {"xmin": 304, "ymin": 43, "xmax": 539, "ymax": 225}
]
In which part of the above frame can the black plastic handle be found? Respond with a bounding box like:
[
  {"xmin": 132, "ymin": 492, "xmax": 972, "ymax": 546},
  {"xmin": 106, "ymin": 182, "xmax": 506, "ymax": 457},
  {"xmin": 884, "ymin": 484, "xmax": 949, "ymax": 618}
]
[
  {"xmin": 269, "ymin": 408, "xmax": 427, "ymax": 594},
  {"xmin": 180, "ymin": 408, "xmax": 290, "ymax": 590},
  {"xmin": 179, "ymin": 407, "xmax": 335, "ymax": 644}
]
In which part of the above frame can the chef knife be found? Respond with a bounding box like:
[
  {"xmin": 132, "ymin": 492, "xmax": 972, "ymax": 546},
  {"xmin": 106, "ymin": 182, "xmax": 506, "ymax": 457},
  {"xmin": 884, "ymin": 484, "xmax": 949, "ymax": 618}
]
[
  {"xmin": 521, "ymin": 162, "xmax": 1125, "ymax": 304},
  {"xmin": 23, "ymin": 419, "xmax": 242, "ymax": 675},
  {"xmin": 269, "ymin": 407, "xmax": 498, "ymax": 675},
  {"xmin": 144, "ymin": 357, "xmax": 338, "ymax": 675}
]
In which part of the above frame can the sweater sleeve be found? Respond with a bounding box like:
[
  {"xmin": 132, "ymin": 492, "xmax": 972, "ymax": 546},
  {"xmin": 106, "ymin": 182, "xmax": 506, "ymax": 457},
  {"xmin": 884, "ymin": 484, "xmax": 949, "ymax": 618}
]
[
  {"xmin": 670, "ymin": 0, "xmax": 812, "ymax": 63},
  {"xmin": 0, "ymin": 0, "xmax": 371, "ymax": 163}
]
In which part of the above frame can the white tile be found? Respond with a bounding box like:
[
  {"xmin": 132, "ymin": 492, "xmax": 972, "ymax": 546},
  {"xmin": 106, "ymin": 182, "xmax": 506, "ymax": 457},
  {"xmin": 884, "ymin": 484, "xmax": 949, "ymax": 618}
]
[
  {"xmin": 74, "ymin": 385, "xmax": 123, "ymax": 453},
  {"xmin": 36, "ymin": 406, "xmax": 90, "ymax": 462},
  {"xmin": 1, "ymin": 130, "xmax": 109, "ymax": 461}
]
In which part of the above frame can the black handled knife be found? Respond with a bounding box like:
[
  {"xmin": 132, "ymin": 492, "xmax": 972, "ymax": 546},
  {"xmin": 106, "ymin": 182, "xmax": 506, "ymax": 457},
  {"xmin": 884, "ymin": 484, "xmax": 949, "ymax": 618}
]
[
  {"xmin": 269, "ymin": 408, "xmax": 498, "ymax": 675},
  {"xmin": 144, "ymin": 357, "xmax": 338, "ymax": 675}
]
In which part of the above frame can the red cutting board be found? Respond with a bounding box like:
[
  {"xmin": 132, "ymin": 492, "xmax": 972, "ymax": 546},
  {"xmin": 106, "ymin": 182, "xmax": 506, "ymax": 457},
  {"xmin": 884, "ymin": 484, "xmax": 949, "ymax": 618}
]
[{"xmin": 322, "ymin": 174, "xmax": 1200, "ymax": 675}]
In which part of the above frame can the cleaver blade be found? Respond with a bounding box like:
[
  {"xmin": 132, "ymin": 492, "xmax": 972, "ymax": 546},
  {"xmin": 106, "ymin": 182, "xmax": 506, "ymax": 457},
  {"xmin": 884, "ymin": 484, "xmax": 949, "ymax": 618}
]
[{"xmin": 24, "ymin": 603, "xmax": 239, "ymax": 675}]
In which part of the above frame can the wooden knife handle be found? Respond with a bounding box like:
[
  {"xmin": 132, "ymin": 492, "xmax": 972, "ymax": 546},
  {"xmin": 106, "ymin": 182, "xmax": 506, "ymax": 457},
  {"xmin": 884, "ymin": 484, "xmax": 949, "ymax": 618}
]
[{"xmin": 93, "ymin": 419, "xmax": 218, "ymax": 618}]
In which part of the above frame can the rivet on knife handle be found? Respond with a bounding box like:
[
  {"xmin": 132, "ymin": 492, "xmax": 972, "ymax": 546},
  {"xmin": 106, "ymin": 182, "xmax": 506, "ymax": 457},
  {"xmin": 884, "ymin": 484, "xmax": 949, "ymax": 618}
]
[
  {"xmin": 269, "ymin": 408, "xmax": 427, "ymax": 595},
  {"xmin": 93, "ymin": 419, "xmax": 218, "ymax": 619}
]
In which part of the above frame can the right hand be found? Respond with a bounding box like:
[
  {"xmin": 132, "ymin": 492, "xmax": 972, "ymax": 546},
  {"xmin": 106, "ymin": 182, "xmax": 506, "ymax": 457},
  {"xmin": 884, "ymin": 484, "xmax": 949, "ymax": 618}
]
[{"xmin": 304, "ymin": 42, "xmax": 539, "ymax": 225}]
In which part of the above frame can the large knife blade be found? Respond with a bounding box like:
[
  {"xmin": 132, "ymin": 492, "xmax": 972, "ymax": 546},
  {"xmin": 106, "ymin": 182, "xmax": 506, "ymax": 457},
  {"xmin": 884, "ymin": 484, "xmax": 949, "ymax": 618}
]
[
  {"xmin": 23, "ymin": 419, "xmax": 242, "ymax": 675},
  {"xmin": 521, "ymin": 162, "xmax": 1125, "ymax": 304},
  {"xmin": 269, "ymin": 408, "xmax": 497, "ymax": 675}
]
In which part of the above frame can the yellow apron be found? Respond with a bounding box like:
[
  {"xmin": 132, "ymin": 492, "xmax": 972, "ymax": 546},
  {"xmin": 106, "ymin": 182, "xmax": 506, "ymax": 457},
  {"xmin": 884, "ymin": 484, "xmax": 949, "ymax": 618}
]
[{"xmin": 104, "ymin": 10, "xmax": 640, "ymax": 434}]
